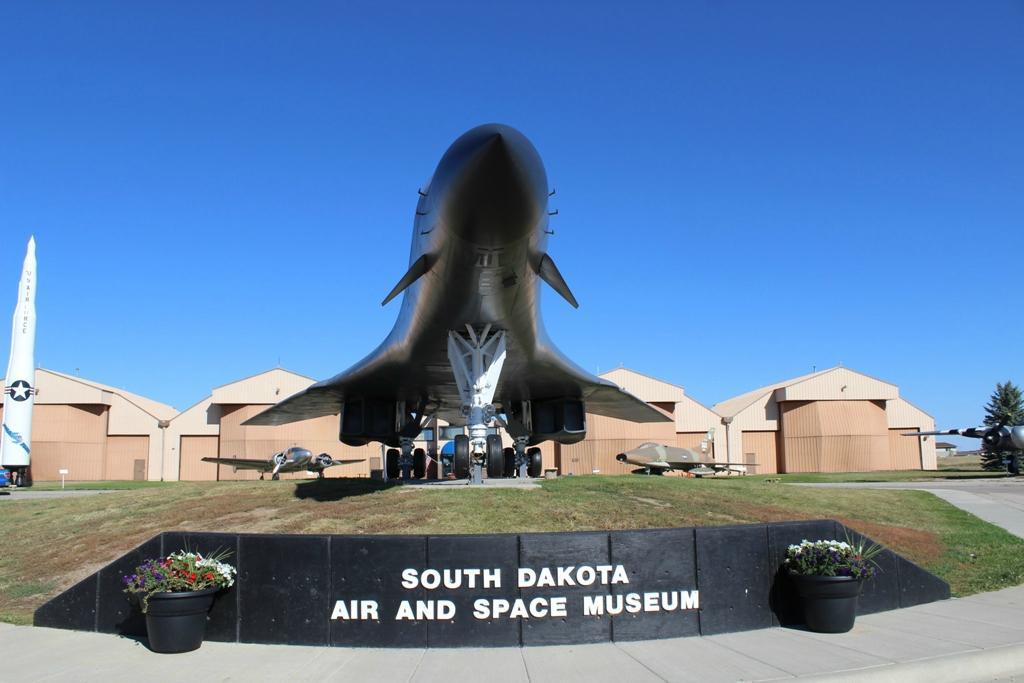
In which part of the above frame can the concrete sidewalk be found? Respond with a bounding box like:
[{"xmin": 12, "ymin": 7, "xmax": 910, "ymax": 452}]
[{"xmin": 6, "ymin": 585, "xmax": 1024, "ymax": 682}]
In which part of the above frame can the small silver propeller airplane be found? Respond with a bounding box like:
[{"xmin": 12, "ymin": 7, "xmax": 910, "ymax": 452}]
[
  {"xmin": 202, "ymin": 447, "xmax": 364, "ymax": 480},
  {"xmin": 616, "ymin": 442, "xmax": 757, "ymax": 477}
]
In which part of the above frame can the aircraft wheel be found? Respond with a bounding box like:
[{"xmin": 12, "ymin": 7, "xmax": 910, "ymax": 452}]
[
  {"xmin": 453, "ymin": 435, "xmax": 470, "ymax": 479},
  {"xmin": 486, "ymin": 435, "xmax": 504, "ymax": 479},
  {"xmin": 527, "ymin": 447, "xmax": 543, "ymax": 478},
  {"xmin": 413, "ymin": 448, "xmax": 426, "ymax": 479},
  {"xmin": 386, "ymin": 448, "xmax": 400, "ymax": 480},
  {"xmin": 271, "ymin": 473, "xmax": 280, "ymax": 481},
  {"xmin": 502, "ymin": 447, "xmax": 516, "ymax": 478}
]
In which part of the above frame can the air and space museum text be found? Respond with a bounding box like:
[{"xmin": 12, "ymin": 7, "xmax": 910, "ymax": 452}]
[{"xmin": 331, "ymin": 564, "xmax": 699, "ymax": 621}]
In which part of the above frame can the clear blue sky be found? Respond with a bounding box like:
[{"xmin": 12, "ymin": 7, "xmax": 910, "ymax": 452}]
[{"xmin": 2, "ymin": 2, "xmax": 1022, "ymax": 448}]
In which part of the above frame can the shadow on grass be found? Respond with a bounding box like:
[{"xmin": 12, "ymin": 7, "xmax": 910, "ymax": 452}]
[{"xmin": 293, "ymin": 478, "xmax": 399, "ymax": 502}]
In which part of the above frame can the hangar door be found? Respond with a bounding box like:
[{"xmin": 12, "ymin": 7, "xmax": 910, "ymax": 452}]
[
  {"xmin": 888, "ymin": 428, "xmax": 922, "ymax": 470},
  {"xmin": 179, "ymin": 435, "xmax": 220, "ymax": 481},
  {"xmin": 742, "ymin": 431, "xmax": 778, "ymax": 475},
  {"xmin": 106, "ymin": 436, "xmax": 150, "ymax": 481}
]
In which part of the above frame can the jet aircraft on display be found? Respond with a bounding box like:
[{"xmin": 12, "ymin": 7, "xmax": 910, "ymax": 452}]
[
  {"xmin": 202, "ymin": 447, "xmax": 362, "ymax": 480},
  {"xmin": 903, "ymin": 424, "xmax": 1024, "ymax": 473},
  {"xmin": 616, "ymin": 442, "xmax": 757, "ymax": 476},
  {"xmin": 245, "ymin": 124, "xmax": 670, "ymax": 479}
]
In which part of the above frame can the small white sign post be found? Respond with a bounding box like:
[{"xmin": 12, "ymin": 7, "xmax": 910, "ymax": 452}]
[{"xmin": 58, "ymin": 469, "xmax": 68, "ymax": 490}]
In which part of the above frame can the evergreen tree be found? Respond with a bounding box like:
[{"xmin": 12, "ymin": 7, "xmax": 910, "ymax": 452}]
[{"xmin": 981, "ymin": 381, "xmax": 1024, "ymax": 472}]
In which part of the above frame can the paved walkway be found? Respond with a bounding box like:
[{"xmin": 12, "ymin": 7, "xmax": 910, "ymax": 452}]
[
  {"xmin": 797, "ymin": 479, "xmax": 1024, "ymax": 540},
  {"xmin": 5, "ymin": 585, "xmax": 1024, "ymax": 682}
]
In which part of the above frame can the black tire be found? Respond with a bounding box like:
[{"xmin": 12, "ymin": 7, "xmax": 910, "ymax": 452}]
[
  {"xmin": 527, "ymin": 447, "xmax": 543, "ymax": 478},
  {"xmin": 453, "ymin": 435, "xmax": 470, "ymax": 479},
  {"xmin": 271, "ymin": 472, "xmax": 280, "ymax": 481},
  {"xmin": 502, "ymin": 447, "xmax": 516, "ymax": 478},
  {"xmin": 386, "ymin": 448, "xmax": 400, "ymax": 480},
  {"xmin": 413, "ymin": 448, "xmax": 426, "ymax": 479},
  {"xmin": 486, "ymin": 435, "xmax": 504, "ymax": 479}
]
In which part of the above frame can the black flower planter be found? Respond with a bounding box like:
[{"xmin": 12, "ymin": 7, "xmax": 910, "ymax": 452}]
[
  {"xmin": 789, "ymin": 573, "xmax": 863, "ymax": 633},
  {"xmin": 144, "ymin": 587, "xmax": 219, "ymax": 653}
]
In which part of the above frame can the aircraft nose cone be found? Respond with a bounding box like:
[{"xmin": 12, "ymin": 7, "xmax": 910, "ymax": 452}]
[{"xmin": 439, "ymin": 124, "xmax": 548, "ymax": 246}]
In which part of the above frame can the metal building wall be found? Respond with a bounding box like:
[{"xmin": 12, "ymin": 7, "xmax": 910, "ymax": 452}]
[
  {"xmin": 886, "ymin": 398, "xmax": 938, "ymax": 470},
  {"xmin": 779, "ymin": 400, "xmax": 890, "ymax": 472},
  {"xmin": 178, "ymin": 435, "xmax": 220, "ymax": 481},
  {"xmin": 29, "ymin": 404, "xmax": 108, "ymax": 480},
  {"xmin": 105, "ymin": 435, "xmax": 149, "ymax": 481},
  {"xmin": 558, "ymin": 410, "xmax": 679, "ymax": 475},
  {"xmin": 741, "ymin": 431, "xmax": 778, "ymax": 474},
  {"xmin": 888, "ymin": 428, "xmax": 923, "ymax": 470}
]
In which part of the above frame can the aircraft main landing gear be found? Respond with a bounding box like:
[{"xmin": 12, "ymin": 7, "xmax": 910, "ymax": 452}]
[
  {"xmin": 485, "ymin": 434, "xmax": 503, "ymax": 479},
  {"xmin": 386, "ymin": 448, "xmax": 400, "ymax": 480},
  {"xmin": 502, "ymin": 447, "xmax": 516, "ymax": 478},
  {"xmin": 453, "ymin": 434, "xmax": 470, "ymax": 479},
  {"xmin": 527, "ymin": 447, "xmax": 543, "ymax": 478},
  {"xmin": 413, "ymin": 448, "xmax": 426, "ymax": 479}
]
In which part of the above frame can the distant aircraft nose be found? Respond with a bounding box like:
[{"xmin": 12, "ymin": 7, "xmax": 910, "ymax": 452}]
[{"xmin": 438, "ymin": 124, "xmax": 548, "ymax": 247}]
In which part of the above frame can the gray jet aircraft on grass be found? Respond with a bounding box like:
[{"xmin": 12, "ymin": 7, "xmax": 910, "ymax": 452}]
[
  {"xmin": 202, "ymin": 447, "xmax": 363, "ymax": 480},
  {"xmin": 244, "ymin": 124, "xmax": 670, "ymax": 480},
  {"xmin": 616, "ymin": 442, "xmax": 758, "ymax": 476}
]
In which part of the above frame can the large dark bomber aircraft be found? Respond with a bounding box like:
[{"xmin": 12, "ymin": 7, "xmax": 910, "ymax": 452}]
[{"xmin": 245, "ymin": 124, "xmax": 670, "ymax": 479}]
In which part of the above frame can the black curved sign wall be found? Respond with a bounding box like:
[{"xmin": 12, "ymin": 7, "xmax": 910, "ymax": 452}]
[{"xmin": 35, "ymin": 520, "xmax": 949, "ymax": 647}]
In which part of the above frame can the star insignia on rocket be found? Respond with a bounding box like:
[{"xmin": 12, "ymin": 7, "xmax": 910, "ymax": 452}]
[{"xmin": 6, "ymin": 380, "xmax": 33, "ymax": 402}]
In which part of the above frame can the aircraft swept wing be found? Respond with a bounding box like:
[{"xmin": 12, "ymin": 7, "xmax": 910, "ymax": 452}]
[
  {"xmin": 202, "ymin": 447, "xmax": 363, "ymax": 480},
  {"xmin": 902, "ymin": 425, "xmax": 1024, "ymax": 452},
  {"xmin": 244, "ymin": 124, "xmax": 670, "ymax": 480},
  {"xmin": 616, "ymin": 442, "xmax": 758, "ymax": 477}
]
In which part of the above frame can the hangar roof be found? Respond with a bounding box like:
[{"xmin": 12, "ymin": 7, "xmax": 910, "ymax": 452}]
[
  {"xmin": 600, "ymin": 368, "xmax": 686, "ymax": 403},
  {"xmin": 714, "ymin": 366, "xmax": 900, "ymax": 419},
  {"xmin": 34, "ymin": 368, "xmax": 177, "ymax": 420},
  {"xmin": 210, "ymin": 367, "xmax": 316, "ymax": 405}
]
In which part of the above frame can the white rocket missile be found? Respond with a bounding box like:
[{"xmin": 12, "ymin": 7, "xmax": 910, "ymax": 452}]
[{"xmin": 1, "ymin": 237, "xmax": 36, "ymax": 469}]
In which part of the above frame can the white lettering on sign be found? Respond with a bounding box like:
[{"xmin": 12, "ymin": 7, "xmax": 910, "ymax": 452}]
[
  {"xmin": 401, "ymin": 567, "xmax": 501, "ymax": 590},
  {"xmin": 331, "ymin": 600, "xmax": 379, "ymax": 620},
  {"xmin": 517, "ymin": 564, "xmax": 629, "ymax": 588},
  {"xmin": 330, "ymin": 563, "xmax": 695, "ymax": 624},
  {"xmin": 471, "ymin": 596, "xmax": 569, "ymax": 620},
  {"xmin": 582, "ymin": 591, "xmax": 700, "ymax": 616},
  {"xmin": 395, "ymin": 599, "xmax": 456, "ymax": 620}
]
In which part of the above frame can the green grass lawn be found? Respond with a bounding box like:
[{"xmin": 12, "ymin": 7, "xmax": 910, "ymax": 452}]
[
  {"xmin": 0, "ymin": 475, "xmax": 1021, "ymax": 625},
  {"xmin": 751, "ymin": 470, "xmax": 1007, "ymax": 483},
  {"xmin": 24, "ymin": 480, "xmax": 174, "ymax": 491}
]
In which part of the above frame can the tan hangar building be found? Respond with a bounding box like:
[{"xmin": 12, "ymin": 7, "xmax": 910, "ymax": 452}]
[
  {"xmin": 712, "ymin": 366, "xmax": 937, "ymax": 474},
  {"xmin": 6, "ymin": 365, "xmax": 936, "ymax": 481},
  {"xmin": 0, "ymin": 368, "xmax": 176, "ymax": 481}
]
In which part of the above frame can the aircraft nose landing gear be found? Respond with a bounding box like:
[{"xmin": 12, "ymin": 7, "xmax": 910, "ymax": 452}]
[{"xmin": 448, "ymin": 325, "xmax": 507, "ymax": 482}]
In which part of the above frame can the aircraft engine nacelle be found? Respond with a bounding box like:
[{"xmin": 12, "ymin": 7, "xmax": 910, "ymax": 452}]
[
  {"xmin": 529, "ymin": 398, "xmax": 586, "ymax": 445},
  {"xmin": 272, "ymin": 452, "xmax": 288, "ymax": 467},
  {"xmin": 313, "ymin": 453, "xmax": 334, "ymax": 469},
  {"xmin": 985, "ymin": 425, "xmax": 1024, "ymax": 451},
  {"xmin": 340, "ymin": 399, "xmax": 398, "ymax": 447},
  {"xmin": 1010, "ymin": 426, "xmax": 1024, "ymax": 450}
]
